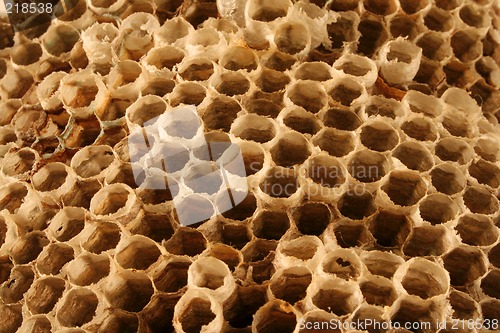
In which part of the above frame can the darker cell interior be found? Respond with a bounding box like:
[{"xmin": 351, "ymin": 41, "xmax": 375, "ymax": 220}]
[
  {"xmin": 256, "ymin": 69, "xmax": 290, "ymax": 93},
  {"xmin": 360, "ymin": 279, "xmax": 397, "ymax": 307},
  {"xmin": 164, "ymin": 228, "xmax": 207, "ymax": 257},
  {"xmin": 435, "ymin": 0, "xmax": 461, "ymax": 9},
  {"xmin": 289, "ymin": 82, "xmax": 327, "ymax": 113},
  {"xmin": 322, "ymin": 107, "xmax": 362, "ymax": 131},
  {"xmin": 36, "ymin": 243, "xmax": 74, "ymax": 275},
  {"xmin": 275, "ymin": 23, "xmax": 308, "ymax": 55},
  {"xmin": 481, "ymin": 300, "xmax": 500, "ymax": 324},
  {"xmin": 403, "ymin": 225, "xmax": 447, "ymax": 257},
  {"xmin": 334, "ymin": 220, "xmax": 372, "ymax": 248},
  {"xmin": 179, "ymin": 298, "xmax": 216, "ymax": 333},
  {"xmin": 419, "ymin": 194, "xmax": 456, "ymax": 225},
  {"xmin": 2, "ymin": 148, "xmax": 36, "ymax": 178},
  {"xmin": 239, "ymin": 142, "xmax": 265, "ymax": 176},
  {"xmin": 263, "ymin": 51, "xmax": 296, "ymax": 71},
  {"xmin": 363, "ymin": 0, "xmax": 397, "ymax": 15},
  {"xmin": 328, "ymin": 0, "xmax": 359, "ymax": 11},
  {"xmin": 242, "ymin": 238, "xmax": 276, "ymax": 263},
  {"xmin": 220, "ymin": 191, "xmax": 257, "ymax": 221},
  {"xmin": 244, "ymin": 97, "xmax": 282, "ymax": 118},
  {"xmin": 424, "ymin": 7, "xmax": 454, "ymax": 32},
  {"xmin": 293, "ymin": 202, "xmax": 331, "ymax": 236},
  {"xmin": 337, "ymin": 60, "xmax": 371, "ymax": 77},
  {"xmin": 327, "ymin": 15, "xmax": 357, "ymax": 49},
  {"xmin": 449, "ymin": 290, "xmax": 478, "ymax": 320},
  {"xmin": 147, "ymin": 47, "xmax": 184, "ymax": 71},
  {"xmin": 270, "ymin": 271, "xmax": 312, "ymax": 304},
  {"xmin": 390, "ymin": 15, "xmax": 420, "ymax": 39},
  {"xmin": 360, "ymin": 123, "xmax": 398, "ymax": 152},
  {"xmin": 469, "ymin": 159, "xmax": 500, "ymax": 188},
  {"xmin": 98, "ymin": 310, "xmax": 139, "ymax": 333},
  {"xmin": 11, "ymin": 42, "xmax": 42, "ymax": 66},
  {"xmin": 329, "ymin": 83, "xmax": 363, "ymax": 107},
  {"xmin": 43, "ymin": 25, "xmax": 80, "ymax": 57},
  {"xmin": 382, "ymin": 171, "xmax": 426, "ymax": 206},
  {"xmin": 295, "ymin": 62, "xmax": 332, "ymax": 81},
  {"xmin": 141, "ymin": 77, "xmax": 175, "ymax": 97},
  {"xmin": 460, "ymin": 5, "xmax": 486, "ymax": 28},
  {"xmin": 26, "ymin": 277, "xmax": 66, "ymax": 314},
  {"xmin": 456, "ymin": 215, "xmax": 497, "ymax": 246},
  {"xmin": 116, "ymin": 240, "xmax": 161, "ymax": 271},
  {"xmin": 463, "ymin": 186, "xmax": 498, "ymax": 214},
  {"xmin": 399, "ymin": 0, "xmax": 428, "ymax": 13},
  {"xmin": 202, "ymin": 96, "xmax": 241, "ymax": 132},
  {"xmin": 179, "ymin": 61, "xmax": 214, "ymax": 81},
  {"xmin": 270, "ymin": 133, "xmax": 311, "ymax": 167},
  {"xmin": 443, "ymin": 60, "xmax": 469, "ymax": 87},
  {"xmin": 313, "ymin": 129, "xmax": 355, "ymax": 158},
  {"xmin": 358, "ymin": 18, "xmax": 388, "ymax": 57},
  {"xmin": 393, "ymin": 142, "xmax": 433, "ymax": 172},
  {"xmin": 97, "ymin": 99, "xmax": 131, "ymax": 122},
  {"xmin": 170, "ymin": 83, "xmax": 206, "ymax": 107},
  {"xmin": 481, "ymin": 270, "xmax": 500, "ymax": 299},
  {"xmin": 307, "ymin": 155, "xmax": 346, "ymax": 188},
  {"xmin": 391, "ymin": 300, "xmax": 438, "ymax": 332},
  {"xmin": 259, "ymin": 167, "xmax": 298, "ymax": 198},
  {"xmin": 401, "ymin": 117, "xmax": 438, "ymax": 141},
  {"xmin": 417, "ymin": 32, "xmax": 450, "ymax": 62},
  {"xmin": 255, "ymin": 302, "xmax": 297, "ymax": 333},
  {"xmin": 451, "ymin": 30, "xmax": 481, "ymax": 63},
  {"xmin": 369, "ymin": 210, "xmax": 411, "ymax": 248},
  {"xmin": 348, "ymin": 150, "xmax": 387, "ymax": 183},
  {"xmin": 489, "ymin": 244, "xmax": 500, "ymax": 269},
  {"xmin": 253, "ymin": 210, "xmax": 290, "ymax": 240},
  {"xmin": 443, "ymin": 246, "xmax": 487, "ymax": 287},
  {"xmin": 402, "ymin": 267, "xmax": 447, "ymax": 299},
  {"xmin": 0, "ymin": 183, "xmax": 28, "ymax": 214},
  {"xmin": 282, "ymin": 108, "xmax": 322, "ymax": 135},
  {"xmin": 312, "ymin": 288, "xmax": 357, "ymax": 316},
  {"xmin": 430, "ymin": 164, "xmax": 466, "ymax": 195},
  {"xmin": 338, "ymin": 190, "xmax": 376, "ymax": 220},
  {"xmin": 82, "ymin": 222, "xmax": 121, "ymax": 254},
  {"xmin": 225, "ymin": 285, "xmax": 267, "ymax": 329},
  {"xmin": 65, "ymin": 117, "xmax": 102, "ymax": 148},
  {"xmin": 322, "ymin": 255, "xmax": 360, "ymax": 280},
  {"xmin": 92, "ymin": 190, "xmax": 129, "ymax": 216},
  {"xmin": 220, "ymin": 222, "xmax": 251, "ymax": 250},
  {"xmin": 57, "ymin": 289, "xmax": 98, "ymax": 327},
  {"xmin": 215, "ymin": 71, "xmax": 250, "ymax": 96},
  {"xmin": 0, "ymin": 266, "xmax": 34, "ymax": 304},
  {"xmin": 10, "ymin": 232, "xmax": 48, "ymax": 265},
  {"xmin": 442, "ymin": 113, "xmax": 471, "ymax": 138},
  {"xmin": 222, "ymin": 47, "xmax": 258, "ymax": 71}
]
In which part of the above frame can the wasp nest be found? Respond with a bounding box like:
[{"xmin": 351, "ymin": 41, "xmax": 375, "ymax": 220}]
[{"xmin": 0, "ymin": 0, "xmax": 500, "ymax": 332}]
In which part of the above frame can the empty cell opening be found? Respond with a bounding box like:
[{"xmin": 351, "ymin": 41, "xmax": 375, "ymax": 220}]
[
  {"xmin": 141, "ymin": 77, "xmax": 175, "ymax": 97},
  {"xmin": 424, "ymin": 7, "xmax": 454, "ymax": 32},
  {"xmin": 322, "ymin": 252, "xmax": 361, "ymax": 280},
  {"xmin": 127, "ymin": 96, "xmax": 166, "ymax": 127},
  {"xmin": 280, "ymin": 236, "xmax": 320, "ymax": 261},
  {"xmin": 391, "ymin": 300, "xmax": 438, "ymax": 331},
  {"xmin": 282, "ymin": 107, "xmax": 322, "ymax": 135},
  {"xmin": 469, "ymin": 159, "xmax": 500, "ymax": 188},
  {"xmin": 489, "ymin": 244, "xmax": 500, "ymax": 268},
  {"xmin": 156, "ymin": 17, "xmax": 190, "ymax": 43},
  {"xmin": 451, "ymin": 30, "xmax": 481, "ymax": 63},
  {"xmin": 401, "ymin": 264, "xmax": 448, "ymax": 299},
  {"xmin": 362, "ymin": 251, "xmax": 403, "ymax": 278},
  {"xmin": 164, "ymin": 228, "xmax": 207, "ymax": 256},
  {"xmin": 0, "ymin": 127, "xmax": 16, "ymax": 145},
  {"xmin": 270, "ymin": 132, "xmax": 311, "ymax": 167},
  {"xmin": 369, "ymin": 210, "xmax": 411, "ymax": 247},
  {"xmin": 481, "ymin": 270, "xmax": 500, "ymax": 299},
  {"xmin": 270, "ymin": 268, "xmax": 312, "ymax": 304},
  {"xmin": 360, "ymin": 122, "xmax": 399, "ymax": 151},
  {"xmin": 104, "ymin": 270, "xmax": 154, "ymax": 312},
  {"xmin": 328, "ymin": 79, "xmax": 364, "ymax": 106},
  {"xmin": 49, "ymin": 207, "xmax": 86, "ymax": 242},
  {"xmin": 399, "ymin": 0, "xmax": 429, "ymax": 13},
  {"xmin": 169, "ymin": 82, "xmax": 206, "ymax": 107},
  {"xmin": 435, "ymin": 0, "xmax": 462, "ymax": 9},
  {"xmin": 456, "ymin": 215, "xmax": 498, "ymax": 246},
  {"xmin": 364, "ymin": 96, "xmax": 404, "ymax": 119},
  {"xmin": 66, "ymin": 253, "xmax": 110, "ymax": 286},
  {"xmin": 145, "ymin": 46, "xmax": 184, "ymax": 70},
  {"xmin": 348, "ymin": 150, "xmax": 388, "ymax": 183},
  {"xmin": 214, "ymin": 71, "xmax": 250, "ymax": 96},
  {"xmin": 389, "ymin": 15, "xmax": 421, "ymax": 39},
  {"xmin": 430, "ymin": 163, "xmax": 466, "ymax": 195},
  {"xmin": 11, "ymin": 42, "xmax": 42, "ymax": 66},
  {"xmin": 328, "ymin": 0, "xmax": 359, "ymax": 11},
  {"xmin": 363, "ymin": 0, "xmax": 397, "ymax": 15},
  {"xmin": 463, "ymin": 186, "xmax": 498, "ymax": 214},
  {"xmin": 2, "ymin": 148, "xmax": 37, "ymax": 178},
  {"xmin": 274, "ymin": 22, "xmax": 309, "ymax": 55},
  {"xmin": 435, "ymin": 137, "xmax": 472, "ymax": 164},
  {"xmin": 72, "ymin": 146, "xmax": 115, "ymax": 178},
  {"xmin": 221, "ymin": 46, "xmax": 258, "ymax": 71},
  {"xmin": 179, "ymin": 60, "xmax": 214, "ymax": 81},
  {"xmin": 108, "ymin": 61, "xmax": 141, "ymax": 89},
  {"xmin": 481, "ymin": 300, "xmax": 500, "ymax": 324},
  {"xmin": 254, "ymin": 301, "xmax": 297, "ymax": 333},
  {"xmin": 459, "ymin": 5, "xmax": 488, "ymax": 29},
  {"xmin": 442, "ymin": 112, "xmax": 471, "ymax": 138},
  {"xmin": 256, "ymin": 69, "xmax": 290, "ymax": 93},
  {"xmin": 179, "ymin": 298, "xmax": 216, "ymax": 333},
  {"xmin": 82, "ymin": 222, "xmax": 121, "ymax": 254},
  {"xmin": 322, "ymin": 107, "xmax": 362, "ymax": 131},
  {"xmin": 333, "ymin": 220, "xmax": 372, "ymax": 248},
  {"xmin": 116, "ymin": 238, "xmax": 161, "ymax": 270},
  {"xmin": 293, "ymin": 202, "xmax": 331, "ymax": 236},
  {"xmin": 327, "ymin": 15, "xmax": 358, "ymax": 49},
  {"xmin": 419, "ymin": 194, "xmax": 457, "ymax": 225},
  {"xmin": 244, "ymin": 96, "xmax": 282, "ymax": 118},
  {"xmin": 312, "ymin": 287, "xmax": 359, "ymax": 316},
  {"xmin": 97, "ymin": 99, "xmax": 131, "ymax": 121},
  {"xmin": 262, "ymin": 51, "xmax": 296, "ymax": 71},
  {"xmin": 239, "ymin": 142, "xmax": 265, "ymax": 176},
  {"xmin": 382, "ymin": 170, "xmax": 426, "ymax": 206},
  {"xmin": 414, "ymin": 58, "xmax": 445, "ymax": 88},
  {"xmin": 358, "ymin": 18, "xmax": 388, "ymax": 57},
  {"xmin": 449, "ymin": 290, "xmax": 478, "ymax": 320},
  {"xmin": 232, "ymin": 114, "xmax": 276, "ymax": 143},
  {"xmin": 443, "ymin": 246, "xmax": 487, "ymax": 286},
  {"xmin": 360, "ymin": 277, "xmax": 397, "ymax": 306},
  {"xmin": 259, "ymin": 167, "xmax": 298, "ymax": 198},
  {"xmin": 416, "ymin": 32, "xmax": 451, "ymax": 62},
  {"xmin": 225, "ymin": 285, "xmax": 266, "ymax": 329},
  {"xmin": 306, "ymin": 155, "xmax": 346, "ymax": 188},
  {"xmin": 338, "ymin": 190, "xmax": 376, "ymax": 220},
  {"xmin": 208, "ymin": 244, "xmax": 241, "ymax": 272},
  {"xmin": 248, "ymin": 0, "xmax": 290, "ymax": 21},
  {"xmin": 56, "ymin": 289, "xmax": 98, "ymax": 327},
  {"xmin": 295, "ymin": 62, "xmax": 332, "ymax": 81},
  {"xmin": 382, "ymin": 100, "xmax": 418, "ymax": 128},
  {"xmin": 1, "ymin": 265, "xmax": 35, "ymax": 303},
  {"xmin": 219, "ymin": 191, "xmax": 257, "ymax": 221},
  {"xmin": 43, "ymin": 25, "xmax": 80, "ymax": 56},
  {"xmin": 393, "ymin": 142, "xmax": 433, "ymax": 172},
  {"xmin": 288, "ymin": 81, "xmax": 327, "ymax": 113},
  {"xmin": 474, "ymin": 138, "xmax": 499, "ymax": 162},
  {"xmin": 153, "ymin": 260, "xmax": 190, "ymax": 292},
  {"xmin": 220, "ymin": 222, "xmax": 251, "ymax": 249},
  {"xmin": 202, "ymin": 96, "xmax": 241, "ymax": 132},
  {"xmin": 91, "ymin": 185, "xmax": 131, "ymax": 216},
  {"xmin": 0, "ymin": 182, "xmax": 28, "ymax": 213},
  {"xmin": 190, "ymin": 259, "xmax": 230, "ymax": 290},
  {"xmin": 253, "ymin": 210, "xmax": 290, "ymax": 240},
  {"xmin": 313, "ymin": 128, "xmax": 355, "ymax": 157}
]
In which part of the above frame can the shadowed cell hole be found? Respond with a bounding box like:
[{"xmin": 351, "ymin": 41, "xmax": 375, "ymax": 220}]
[
  {"xmin": 253, "ymin": 210, "xmax": 290, "ymax": 240},
  {"xmin": 369, "ymin": 210, "xmax": 411, "ymax": 247}
]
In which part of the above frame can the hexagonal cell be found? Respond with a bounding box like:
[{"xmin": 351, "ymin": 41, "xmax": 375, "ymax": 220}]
[
  {"xmin": 207, "ymin": 244, "xmax": 241, "ymax": 272},
  {"xmin": 360, "ymin": 276, "xmax": 397, "ymax": 306},
  {"xmin": 398, "ymin": 259, "xmax": 449, "ymax": 299},
  {"xmin": 363, "ymin": 0, "xmax": 397, "ymax": 15},
  {"xmin": 363, "ymin": 95, "xmax": 405, "ymax": 119},
  {"xmin": 150, "ymin": 257, "xmax": 191, "ymax": 293},
  {"xmin": 306, "ymin": 154, "xmax": 346, "ymax": 189},
  {"xmin": 287, "ymin": 80, "xmax": 328, "ymax": 113},
  {"xmin": 179, "ymin": 59, "xmax": 214, "ymax": 81},
  {"xmin": 313, "ymin": 128, "xmax": 355, "ymax": 158},
  {"xmin": 369, "ymin": 210, "xmax": 411, "ymax": 248},
  {"xmin": 357, "ymin": 16, "xmax": 388, "ymax": 57},
  {"xmin": 164, "ymin": 228, "xmax": 207, "ymax": 257},
  {"xmin": 103, "ymin": 270, "xmax": 154, "ymax": 312},
  {"xmin": 474, "ymin": 138, "xmax": 499, "ymax": 162},
  {"xmin": 242, "ymin": 240, "xmax": 277, "ymax": 283},
  {"xmin": 274, "ymin": 21, "xmax": 309, "ymax": 55},
  {"xmin": 96, "ymin": 310, "xmax": 139, "ymax": 333},
  {"xmin": 187, "ymin": 257, "xmax": 232, "ymax": 293},
  {"xmin": 348, "ymin": 149, "xmax": 388, "ymax": 183},
  {"xmin": 214, "ymin": 71, "xmax": 250, "ymax": 96},
  {"xmin": 1, "ymin": 68, "xmax": 34, "ymax": 99},
  {"xmin": 31, "ymin": 162, "xmax": 71, "ymax": 193},
  {"xmin": 404, "ymin": 91, "xmax": 442, "ymax": 118},
  {"xmin": 141, "ymin": 77, "xmax": 175, "ymax": 97},
  {"xmin": 282, "ymin": 107, "xmax": 322, "ymax": 135},
  {"xmin": 243, "ymin": 95, "xmax": 282, "ymax": 117},
  {"xmin": 424, "ymin": 7, "xmax": 454, "ymax": 32},
  {"xmin": 333, "ymin": 219, "xmax": 372, "ymax": 248},
  {"xmin": 393, "ymin": 142, "xmax": 434, "ymax": 172},
  {"xmin": 237, "ymin": 141, "xmax": 265, "ymax": 176},
  {"xmin": 10, "ymin": 232, "xmax": 49, "ymax": 265},
  {"xmin": 66, "ymin": 252, "xmax": 110, "ymax": 286},
  {"xmin": 1, "ymin": 148, "xmax": 38, "ymax": 179},
  {"xmin": 469, "ymin": 159, "xmax": 500, "ymax": 188},
  {"xmin": 481, "ymin": 269, "xmax": 500, "ymax": 299},
  {"xmin": 414, "ymin": 57, "xmax": 446, "ymax": 89},
  {"xmin": 435, "ymin": 137, "xmax": 473, "ymax": 164},
  {"xmin": 64, "ymin": 116, "xmax": 103, "ymax": 149},
  {"xmin": 462, "ymin": 185, "xmax": 499, "ymax": 214},
  {"xmin": 390, "ymin": 298, "xmax": 440, "ymax": 332},
  {"xmin": 253, "ymin": 300, "xmax": 297, "ymax": 333},
  {"xmin": 321, "ymin": 250, "xmax": 362, "ymax": 280},
  {"xmin": 419, "ymin": 193, "xmax": 458, "ymax": 225},
  {"xmin": 338, "ymin": 189, "xmax": 376, "ymax": 220},
  {"xmin": 247, "ymin": 0, "xmax": 290, "ymax": 21},
  {"xmin": 401, "ymin": 117, "xmax": 438, "ymax": 142},
  {"xmin": 382, "ymin": 170, "xmax": 427, "ymax": 207},
  {"xmin": 321, "ymin": 107, "xmax": 362, "ymax": 131},
  {"xmin": 295, "ymin": 62, "xmax": 332, "ymax": 81},
  {"xmin": 71, "ymin": 145, "xmax": 115, "ymax": 179},
  {"xmin": 56, "ymin": 288, "xmax": 98, "ymax": 327},
  {"xmin": 481, "ymin": 299, "xmax": 500, "ymax": 325},
  {"xmin": 231, "ymin": 114, "xmax": 276, "ymax": 143},
  {"xmin": 430, "ymin": 163, "xmax": 466, "ymax": 195},
  {"xmin": 169, "ymin": 82, "xmax": 207, "ymax": 107},
  {"xmin": 270, "ymin": 132, "xmax": 311, "ymax": 167},
  {"xmin": 259, "ymin": 167, "xmax": 298, "ymax": 198},
  {"xmin": 443, "ymin": 245, "xmax": 487, "ymax": 287},
  {"xmin": 42, "ymin": 24, "xmax": 80, "ymax": 57},
  {"xmin": 217, "ymin": 190, "xmax": 257, "ymax": 221},
  {"xmin": 96, "ymin": 99, "xmax": 131, "ymax": 122},
  {"xmin": 328, "ymin": 78, "xmax": 364, "ymax": 107},
  {"xmin": 220, "ymin": 221, "xmax": 251, "ymax": 250},
  {"xmin": 184, "ymin": 163, "xmax": 223, "ymax": 195},
  {"xmin": 252, "ymin": 210, "xmax": 290, "ymax": 240},
  {"xmin": 451, "ymin": 29, "xmax": 482, "ymax": 63},
  {"xmin": 0, "ymin": 265, "xmax": 34, "ymax": 303},
  {"xmin": 449, "ymin": 290, "xmax": 478, "ymax": 320},
  {"xmin": 144, "ymin": 45, "xmax": 184, "ymax": 70},
  {"xmin": 389, "ymin": 14, "xmax": 421, "ymax": 40},
  {"xmin": 82, "ymin": 222, "xmax": 121, "ymax": 254},
  {"xmin": 18, "ymin": 314, "xmax": 53, "ymax": 333},
  {"xmin": 416, "ymin": 32, "xmax": 451, "ymax": 62},
  {"xmin": 0, "ymin": 304, "xmax": 22, "ymax": 333},
  {"xmin": 292, "ymin": 202, "xmax": 331, "ymax": 236},
  {"xmin": 255, "ymin": 69, "xmax": 290, "ymax": 93},
  {"xmin": 270, "ymin": 267, "xmax": 312, "ymax": 304},
  {"xmin": 25, "ymin": 277, "xmax": 65, "ymax": 314},
  {"xmin": 36, "ymin": 243, "xmax": 74, "ymax": 275},
  {"xmin": 0, "ymin": 182, "xmax": 28, "ymax": 213},
  {"xmin": 201, "ymin": 96, "xmax": 241, "ymax": 132},
  {"xmin": 262, "ymin": 50, "xmax": 296, "ymax": 71},
  {"xmin": 221, "ymin": 46, "xmax": 258, "ymax": 71},
  {"xmin": 441, "ymin": 111, "xmax": 472, "ymax": 138},
  {"xmin": 456, "ymin": 214, "xmax": 498, "ymax": 247},
  {"xmin": 115, "ymin": 236, "xmax": 161, "ymax": 270},
  {"xmin": 278, "ymin": 236, "xmax": 322, "ymax": 262},
  {"xmin": 224, "ymin": 284, "xmax": 267, "ymax": 329},
  {"xmin": 312, "ymin": 281, "xmax": 361, "ymax": 316},
  {"xmin": 361, "ymin": 251, "xmax": 404, "ymax": 278},
  {"xmin": 489, "ymin": 244, "xmax": 500, "ymax": 269},
  {"xmin": 360, "ymin": 121, "xmax": 399, "ymax": 152}
]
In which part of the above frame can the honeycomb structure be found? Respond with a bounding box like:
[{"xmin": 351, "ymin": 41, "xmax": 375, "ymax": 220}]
[{"xmin": 0, "ymin": 0, "xmax": 499, "ymax": 332}]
